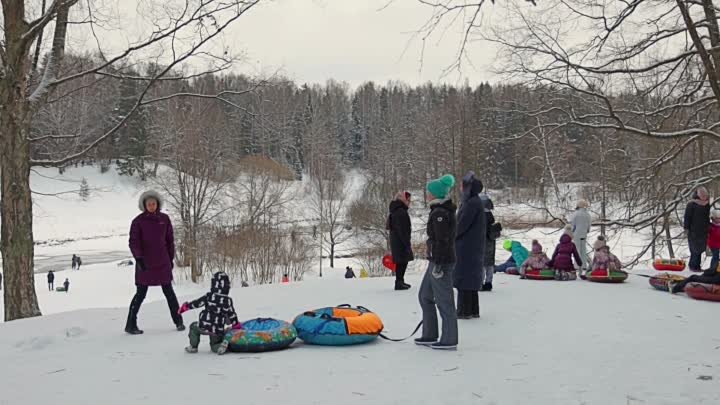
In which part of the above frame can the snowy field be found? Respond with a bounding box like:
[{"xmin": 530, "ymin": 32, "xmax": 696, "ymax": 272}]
[
  {"xmin": 1, "ymin": 166, "xmax": 718, "ymax": 404},
  {"xmin": 0, "ymin": 263, "xmax": 718, "ymax": 405}
]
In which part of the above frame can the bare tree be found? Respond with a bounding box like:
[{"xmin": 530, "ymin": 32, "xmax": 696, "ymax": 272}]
[
  {"xmin": 0, "ymin": 0, "xmax": 265, "ymax": 321},
  {"xmin": 307, "ymin": 166, "xmax": 355, "ymax": 271},
  {"xmin": 153, "ymin": 101, "xmax": 239, "ymax": 282},
  {"xmin": 414, "ymin": 0, "xmax": 720, "ymax": 265}
]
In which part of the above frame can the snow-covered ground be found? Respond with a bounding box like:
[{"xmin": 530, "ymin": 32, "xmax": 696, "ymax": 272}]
[
  {"xmin": 1, "ymin": 167, "xmax": 719, "ymax": 404},
  {"xmin": 0, "ymin": 264, "xmax": 718, "ymax": 405}
]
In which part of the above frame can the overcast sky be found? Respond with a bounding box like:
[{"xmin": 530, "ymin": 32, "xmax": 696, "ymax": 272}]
[
  {"xmin": 224, "ymin": 0, "xmax": 499, "ymax": 87},
  {"xmin": 110, "ymin": 0, "xmax": 497, "ymax": 88}
]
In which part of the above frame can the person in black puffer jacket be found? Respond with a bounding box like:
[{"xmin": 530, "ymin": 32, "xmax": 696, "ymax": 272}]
[
  {"xmin": 416, "ymin": 174, "xmax": 459, "ymax": 351},
  {"xmin": 684, "ymin": 187, "xmax": 712, "ymax": 272},
  {"xmin": 388, "ymin": 191, "xmax": 414, "ymax": 290},
  {"xmin": 179, "ymin": 272, "xmax": 240, "ymax": 354}
]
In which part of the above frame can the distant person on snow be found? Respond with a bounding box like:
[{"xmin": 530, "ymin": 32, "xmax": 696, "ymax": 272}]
[
  {"xmin": 125, "ymin": 190, "xmax": 184, "ymax": 335},
  {"xmin": 76, "ymin": 256, "xmax": 82, "ymax": 270},
  {"xmin": 282, "ymin": 274, "xmax": 290, "ymax": 283},
  {"xmin": 47, "ymin": 270, "xmax": 55, "ymax": 291},
  {"xmin": 179, "ymin": 271, "xmax": 240, "ymax": 355},
  {"xmin": 454, "ymin": 171, "xmax": 486, "ymax": 320},
  {"xmin": 684, "ymin": 187, "xmax": 711, "ymax": 272},
  {"xmin": 345, "ymin": 266, "xmax": 356, "ymax": 279},
  {"xmin": 387, "ymin": 191, "xmax": 413, "ymax": 290},
  {"xmin": 548, "ymin": 234, "xmax": 582, "ymax": 280},
  {"xmin": 480, "ymin": 192, "xmax": 501, "ymax": 291},
  {"xmin": 572, "ymin": 199, "xmax": 592, "ymax": 276},
  {"xmin": 590, "ymin": 236, "xmax": 622, "ymax": 274},
  {"xmin": 71, "ymin": 254, "xmax": 78, "ymax": 270},
  {"xmin": 520, "ymin": 240, "xmax": 550, "ymax": 279},
  {"xmin": 417, "ymin": 174, "xmax": 458, "ymax": 350},
  {"xmin": 63, "ymin": 278, "xmax": 70, "ymax": 293}
]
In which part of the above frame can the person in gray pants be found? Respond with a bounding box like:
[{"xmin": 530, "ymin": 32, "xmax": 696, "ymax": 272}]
[
  {"xmin": 572, "ymin": 199, "xmax": 592, "ymax": 275},
  {"xmin": 416, "ymin": 174, "xmax": 459, "ymax": 350}
]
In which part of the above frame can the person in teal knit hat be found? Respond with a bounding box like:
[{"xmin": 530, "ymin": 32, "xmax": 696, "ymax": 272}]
[
  {"xmin": 426, "ymin": 174, "xmax": 456, "ymax": 199},
  {"xmin": 416, "ymin": 174, "xmax": 459, "ymax": 350}
]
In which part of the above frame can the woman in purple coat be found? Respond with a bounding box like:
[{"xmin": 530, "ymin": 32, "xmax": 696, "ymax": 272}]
[{"xmin": 125, "ymin": 190, "xmax": 184, "ymax": 335}]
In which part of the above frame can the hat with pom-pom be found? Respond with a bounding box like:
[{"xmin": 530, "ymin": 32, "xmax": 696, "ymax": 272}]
[
  {"xmin": 427, "ymin": 174, "xmax": 456, "ymax": 199},
  {"xmin": 593, "ymin": 235, "xmax": 607, "ymax": 251},
  {"xmin": 531, "ymin": 239, "xmax": 543, "ymax": 254}
]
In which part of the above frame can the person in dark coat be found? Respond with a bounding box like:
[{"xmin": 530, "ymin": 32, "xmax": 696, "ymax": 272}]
[
  {"xmin": 71, "ymin": 254, "xmax": 78, "ymax": 270},
  {"xmin": 453, "ymin": 172, "xmax": 486, "ymax": 319},
  {"xmin": 63, "ymin": 278, "xmax": 70, "ymax": 293},
  {"xmin": 670, "ymin": 264, "xmax": 720, "ymax": 294},
  {"xmin": 548, "ymin": 234, "xmax": 582, "ymax": 280},
  {"xmin": 417, "ymin": 174, "xmax": 458, "ymax": 350},
  {"xmin": 125, "ymin": 190, "xmax": 184, "ymax": 335},
  {"xmin": 76, "ymin": 256, "xmax": 82, "ymax": 270},
  {"xmin": 684, "ymin": 187, "xmax": 711, "ymax": 272},
  {"xmin": 345, "ymin": 266, "xmax": 356, "ymax": 279},
  {"xmin": 47, "ymin": 271, "xmax": 55, "ymax": 291},
  {"xmin": 480, "ymin": 192, "xmax": 501, "ymax": 291},
  {"xmin": 179, "ymin": 271, "xmax": 240, "ymax": 354},
  {"xmin": 388, "ymin": 191, "xmax": 413, "ymax": 290}
]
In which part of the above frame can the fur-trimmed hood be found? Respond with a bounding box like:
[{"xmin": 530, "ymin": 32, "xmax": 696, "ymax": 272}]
[{"xmin": 138, "ymin": 190, "xmax": 164, "ymax": 212}]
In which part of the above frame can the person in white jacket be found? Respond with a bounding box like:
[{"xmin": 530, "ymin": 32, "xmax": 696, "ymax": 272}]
[{"xmin": 572, "ymin": 199, "xmax": 592, "ymax": 275}]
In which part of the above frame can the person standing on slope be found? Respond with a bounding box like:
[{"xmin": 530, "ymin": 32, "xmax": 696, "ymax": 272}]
[
  {"xmin": 71, "ymin": 254, "xmax": 78, "ymax": 270},
  {"xmin": 63, "ymin": 278, "xmax": 70, "ymax": 293},
  {"xmin": 125, "ymin": 190, "xmax": 184, "ymax": 335},
  {"xmin": 479, "ymin": 192, "xmax": 501, "ymax": 291},
  {"xmin": 388, "ymin": 191, "xmax": 414, "ymax": 290},
  {"xmin": 572, "ymin": 199, "xmax": 591, "ymax": 276},
  {"xmin": 416, "ymin": 174, "xmax": 458, "ymax": 350},
  {"xmin": 47, "ymin": 270, "xmax": 55, "ymax": 291},
  {"xmin": 453, "ymin": 171, "xmax": 486, "ymax": 319},
  {"xmin": 684, "ymin": 187, "xmax": 711, "ymax": 272}
]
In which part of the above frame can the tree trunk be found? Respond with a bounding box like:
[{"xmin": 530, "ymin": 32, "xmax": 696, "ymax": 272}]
[
  {"xmin": 0, "ymin": 11, "xmax": 43, "ymax": 320},
  {"xmin": 664, "ymin": 212, "xmax": 675, "ymax": 258},
  {"xmin": 0, "ymin": 87, "xmax": 42, "ymax": 321},
  {"xmin": 330, "ymin": 242, "xmax": 335, "ymax": 268}
]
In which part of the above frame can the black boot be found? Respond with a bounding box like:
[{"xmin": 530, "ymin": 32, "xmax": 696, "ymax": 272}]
[
  {"xmin": 395, "ymin": 282, "xmax": 410, "ymax": 291},
  {"xmin": 125, "ymin": 287, "xmax": 147, "ymax": 335},
  {"xmin": 481, "ymin": 282, "xmax": 493, "ymax": 292}
]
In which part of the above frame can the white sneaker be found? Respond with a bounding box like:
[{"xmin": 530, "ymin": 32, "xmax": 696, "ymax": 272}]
[{"xmin": 216, "ymin": 341, "xmax": 229, "ymax": 355}]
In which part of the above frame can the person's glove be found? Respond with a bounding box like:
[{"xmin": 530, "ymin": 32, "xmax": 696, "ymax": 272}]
[
  {"xmin": 231, "ymin": 322, "xmax": 244, "ymax": 330},
  {"xmin": 135, "ymin": 257, "xmax": 146, "ymax": 272},
  {"xmin": 178, "ymin": 302, "xmax": 190, "ymax": 315}
]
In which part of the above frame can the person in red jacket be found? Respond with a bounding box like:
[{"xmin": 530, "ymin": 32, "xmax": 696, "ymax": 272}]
[
  {"xmin": 548, "ymin": 234, "xmax": 582, "ymax": 280},
  {"xmin": 707, "ymin": 210, "xmax": 720, "ymax": 272}
]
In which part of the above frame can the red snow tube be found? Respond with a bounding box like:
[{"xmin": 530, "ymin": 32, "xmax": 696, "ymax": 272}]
[
  {"xmin": 382, "ymin": 254, "xmax": 396, "ymax": 272},
  {"xmin": 684, "ymin": 283, "xmax": 720, "ymax": 302},
  {"xmin": 652, "ymin": 258, "xmax": 686, "ymax": 272}
]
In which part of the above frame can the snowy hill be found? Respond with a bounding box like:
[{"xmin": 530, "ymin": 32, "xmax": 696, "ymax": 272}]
[{"xmin": 0, "ymin": 268, "xmax": 718, "ymax": 405}]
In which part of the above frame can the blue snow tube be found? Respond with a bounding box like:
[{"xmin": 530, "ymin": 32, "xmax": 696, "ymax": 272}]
[
  {"xmin": 292, "ymin": 305, "xmax": 384, "ymax": 346},
  {"xmin": 224, "ymin": 318, "xmax": 297, "ymax": 353}
]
